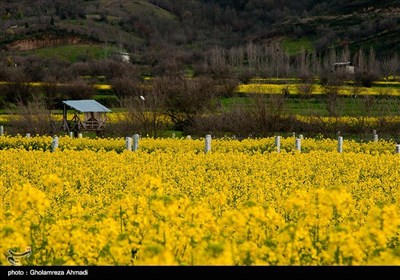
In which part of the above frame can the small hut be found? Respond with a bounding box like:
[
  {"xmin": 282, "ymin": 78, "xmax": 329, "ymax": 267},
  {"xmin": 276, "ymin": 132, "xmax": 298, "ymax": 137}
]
[
  {"xmin": 333, "ymin": 62, "xmax": 355, "ymax": 75},
  {"xmin": 62, "ymin": 100, "xmax": 112, "ymax": 134}
]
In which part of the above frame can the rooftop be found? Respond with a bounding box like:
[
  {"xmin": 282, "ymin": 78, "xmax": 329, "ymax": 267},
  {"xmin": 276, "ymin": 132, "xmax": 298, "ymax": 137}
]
[{"xmin": 62, "ymin": 100, "xmax": 112, "ymax": 113}]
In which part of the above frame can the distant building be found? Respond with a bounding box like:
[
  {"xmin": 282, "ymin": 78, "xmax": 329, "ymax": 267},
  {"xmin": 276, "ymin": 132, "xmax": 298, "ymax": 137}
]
[
  {"xmin": 333, "ymin": 62, "xmax": 355, "ymax": 75},
  {"xmin": 118, "ymin": 52, "xmax": 130, "ymax": 63}
]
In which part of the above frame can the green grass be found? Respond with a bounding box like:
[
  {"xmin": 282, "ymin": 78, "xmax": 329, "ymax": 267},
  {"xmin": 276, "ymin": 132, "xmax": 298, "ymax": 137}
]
[
  {"xmin": 221, "ymin": 95, "xmax": 400, "ymax": 117},
  {"xmin": 156, "ymin": 130, "xmax": 183, "ymax": 138},
  {"xmin": 122, "ymin": 0, "xmax": 177, "ymax": 21},
  {"xmin": 22, "ymin": 44, "xmax": 116, "ymax": 63},
  {"xmin": 220, "ymin": 97, "xmax": 253, "ymax": 107},
  {"xmin": 281, "ymin": 37, "xmax": 314, "ymax": 55}
]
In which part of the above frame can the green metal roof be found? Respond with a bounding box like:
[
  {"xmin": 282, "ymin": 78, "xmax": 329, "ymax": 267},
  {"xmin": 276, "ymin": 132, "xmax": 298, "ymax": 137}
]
[{"xmin": 62, "ymin": 100, "xmax": 112, "ymax": 113}]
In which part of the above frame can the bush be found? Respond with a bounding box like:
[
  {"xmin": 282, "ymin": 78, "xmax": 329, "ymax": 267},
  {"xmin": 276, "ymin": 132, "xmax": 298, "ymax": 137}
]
[
  {"xmin": 59, "ymin": 79, "xmax": 95, "ymax": 100},
  {"xmin": 6, "ymin": 97, "xmax": 58, "ymax": 136},
  {"xmin": 354, "ymin": 70, "xmax": 379, "ymax": 87}
]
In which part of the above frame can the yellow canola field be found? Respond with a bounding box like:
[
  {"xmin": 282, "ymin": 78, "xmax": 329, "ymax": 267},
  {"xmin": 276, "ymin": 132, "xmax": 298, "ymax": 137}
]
[
  {"xmin": 0, "ymin": 134, "xmax": 399, "ymax": 154},
  {"xmin": 237, "ymin": 83, "xmax": 400, "ymax": 96},
  {"xmin": 1, "ymin": 137, "xmax": 400, "ymax": 265}
]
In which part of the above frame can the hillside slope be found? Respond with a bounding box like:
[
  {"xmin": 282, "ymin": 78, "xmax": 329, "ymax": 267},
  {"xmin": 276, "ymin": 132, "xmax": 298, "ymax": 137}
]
[{"xmin": 0, "ymin": 0, "xmax": 399, "ymax": 65}]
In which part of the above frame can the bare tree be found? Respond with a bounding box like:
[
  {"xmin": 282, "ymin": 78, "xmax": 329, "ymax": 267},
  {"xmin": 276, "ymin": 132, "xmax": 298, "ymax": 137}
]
[
  {"xmin": 207, "ymin": 46, "xmax": 229, "ymax": 78},
  {"xmin": 320, "ymin": 72, "xmax": 344, "ymax": 117},
  {"xmin": 110, "ymin": 76, "xmax": 141, "ymax": 99},
  {"xmin": 110, "ymin": 77, "xmax": 168, "ymax": 138},
  {"xmin": 59, "ymin": 78, "xmax": 95, "ymax": 100},
  {"xmin": 229, "ymin": 46, "xmax": 245, "ymax": 68},
  {"xmin": 3, "ymin": 68, "xmax": 36, "ymax": 106},
  {"xmin": 268, "ymin": 42, "xmax": 289, "ymax": 78},
  {"xmin": 161, "ymin": 75, "xmax": 219, "ymax": 131},
  {"xmin": 380, "ymin": 53, "xmax": 400, "ymax": 80},
  {"xmin": 7, "ymin": 96, "xmax": 56, "ymax": 136},
  {"xmin": 246, "ymin": 41, "xmax": 260, "ymax": 71},
  {"xmin": 354, "ymin": 47, "xmax": 379, "ymax": 87}
]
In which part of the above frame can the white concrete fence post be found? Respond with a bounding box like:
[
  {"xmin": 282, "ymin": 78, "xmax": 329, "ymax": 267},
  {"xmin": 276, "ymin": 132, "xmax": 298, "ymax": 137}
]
[
  {"xmin": 26, "ymin": 133, "xmax": 31, "ymax": 138},
  {"xmin": 51, "ymin": 136, "xmax": 59, "ymax": 152},
  {"xmin": 396, "ymin": 144, "xmax": 400, "ymax": 154},
  {"xmin": 125, "ymin": 137, "xmax": 132, "ymax": 151},
  {"xmin": 275, "ymin": 136, "xmax": 281, "ymax": 153},
  {"xmin": 69, "ymin": 131, "xmax": 74, "ymax": 138},
  {"xmin": 373, "ymin": 133, "xmax": 378, "ymax": 142},
  {"xmin": 0, "ymin": 125, "xmax": 3, "ymax": 136},
  {"xmin": 133, "ymin": 134, "xmax": 140, "ymax": 151},
  {"xmin": 78, "ymin": 133, "xmax": 83, "ymax": 139},
  {"xmin": 338, "ymin": 136, "xmax": 343, "ymax": 153},
  {"xmin": 205, "ymin": 134, "xmax": 212, "ymax": 154},
  {"xmin": 295, "ymin": 138, "xmax": 301, "ymax": 152}
]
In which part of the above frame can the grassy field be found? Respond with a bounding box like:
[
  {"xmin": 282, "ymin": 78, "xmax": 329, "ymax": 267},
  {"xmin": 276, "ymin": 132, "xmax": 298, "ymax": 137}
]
[
  {"xmin": 223, "ymin": 95, "xmax": 400, "ymax": 116},
  {"xmin": 281, "ymin": 37, "xmax": 314, "ymax": 55},
  {"xmin": 21, "ymin": 44, "xmax": 116, "ymax": 62}
]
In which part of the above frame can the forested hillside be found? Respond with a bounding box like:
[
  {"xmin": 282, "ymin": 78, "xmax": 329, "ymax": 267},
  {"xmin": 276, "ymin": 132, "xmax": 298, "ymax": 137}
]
[{"xmin": 1, "ymin": 1, "xmax": 400, "ymax": 65}]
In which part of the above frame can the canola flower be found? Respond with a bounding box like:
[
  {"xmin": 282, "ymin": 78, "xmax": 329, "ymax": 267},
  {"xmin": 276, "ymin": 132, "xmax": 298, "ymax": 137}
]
[
  {"xmin": 94, "ymin": 79, "xmax": 400, "ymax": 95},
  {"xmin": 237, "ymin": 83, "xmax": 400, "ymax": 96},
  {"xmin": 1, "ymin": 137, "xmax": 400, "ymax": 265},
  {"xmin": 0, "ymin": 134, "xmax": 399, "ymax": 154}
]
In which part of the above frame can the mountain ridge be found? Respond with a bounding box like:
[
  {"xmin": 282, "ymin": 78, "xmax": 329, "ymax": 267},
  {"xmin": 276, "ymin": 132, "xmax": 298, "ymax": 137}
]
[{"xmin": 1, "ymin": 1, "xmax": 399, "ymax": 69}]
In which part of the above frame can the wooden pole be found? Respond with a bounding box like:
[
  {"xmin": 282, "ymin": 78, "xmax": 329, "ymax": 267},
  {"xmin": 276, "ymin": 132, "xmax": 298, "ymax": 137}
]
[
  {"xmin": 295, "ymin": 138, "xmax": 301, "ymax": 152},
  {"xmin": 133, "ymin": 134, "xmax": 139, "ymax": 151},
  {"xmin": 338, "ymin": 136, "xmax": 343, "ymax": 153},
  {"xmin": 275, "ymin": 136, "xmax": 281, "ymax": 153},
  {"xmin": 125, "ymin": 137, "xmax": 132, "ymax": 151},
  {"xmin": 51, "ymin": 136, "xmax": 59, "ymax": 152},
  {"xmin": 205, "ymin": 134, "xmax": 211, "ymax": 154}
]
